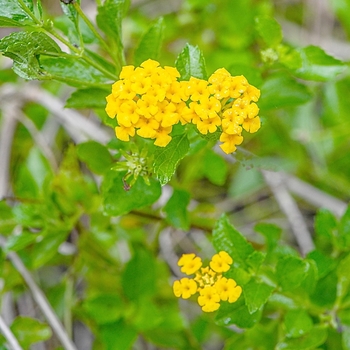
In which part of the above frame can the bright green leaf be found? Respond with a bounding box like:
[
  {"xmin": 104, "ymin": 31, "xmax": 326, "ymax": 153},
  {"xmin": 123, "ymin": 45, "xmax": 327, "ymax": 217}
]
[
  {"xmin": 134, "ymin": 17, "xmax": 164, "ymax": 66},
  {"xmin": 337, "ymin": 253, "xmax": 350, "ymax": 301},
  {"xmin": 294, "ymin": 46, "xmax": 346, "ymax": 81},
  {"xmin": 11, "ymin": 316, "xmax": 51, "ymax": 349},
  {"xmin": 284, "ymin": 309, "xmax": 313, "ymax": 338},
  {"xmin": 27, "ymin": 231, "xmax": 69, "ymax": 269},
  {"xmin": 96, "ymin": 0, "xmax": 128, "ymax": 48},
  {"xmin": 153, "ymin": 134, "xmax": 189, "ymax": 185},
  {"xmin": 243, "ymin": 277, "xmax": 274, "ymax": 313},
  {"xmin": 212, "ymin": 214, "xmax": 254, "ymax": 269},
  {"xmin": 202, "ymin": 150, "xmax": 227, "ymax": 186},
  {"xmin": 65, "ymin": 87, "xmax": 110, "ymax": 109},
  {"xmin": 276, "ymin": 256, "xmax": 309, "ymax": 291},
  {"xmin": 255, "ymin": 16, "xmax": 283, "ymax": 47},
  {"xmin": 102, "ymin": 171, "xmax": 161, "ymax": 216},
  {"xmin": 5, "ymin": 231, "xmax": 38, "ymax": 252},
  {"xmin": 175, "ymin": 44, "xmax": 207, "ymax": 80},
  {"xmin": 122, "ymin": 249, "xmax": 156, "ymax": 301},
  {"xmin": 77, "ymin": 141, "xmax": 113, "ymax": 175},
  {"xmin": 164, "ymin": 188, "xmax": 190, "ymax": 230},
  {"xmin": 259, "ymin": 73, "xmax": 312, "ymax": 110},
  {"xmin": 0, "ymin": 31, "xmax": 61, "ymax": 80}
]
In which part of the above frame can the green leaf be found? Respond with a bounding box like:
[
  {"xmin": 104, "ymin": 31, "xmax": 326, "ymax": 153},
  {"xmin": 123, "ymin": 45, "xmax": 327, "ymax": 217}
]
[
  {"xmin": 153, "ymin": 134, "xmax": 189, "ymax": 185},
  {"xmin": 164, "ymin": 188, "xmax": 190, "ymax": 230},
  {"xmin": 284, "ymin": 309, "xmax": 313, "ymax": 338},
  {"xmin": 339, "ymin": 205, "xmax": 350, "ymax": 248},
  {"xmin": 5, "ymin": 231, "xmax": 38, "ymax": 253},
  {"xmin": 337, "ymin": 253, "xmax": 350, "ymax": 301},
  {"xmin": 259, "ymin": 73, "xmax": 312, "ymax": 111},
  {"xmin": 294, "ymin": 46, "xmax": 346, "ymax": 82},
  {"xmin": 40, "ymin": 56, "xmax": 109, "ymax": 86},
  {"xmin": 255, "ymin": 16, "xmax": 283, "ymax": 47},
  {"xmin": 201, "ymin": 150, "xmax": 227, "ymax": 186},
  {"xmin": 96, "ymin": 0, "xmax": 128, "ymax": 48},
  {"xmin": 122, "ymin": 248, "xmax": 156, "ymax": 301},
  {"xmin": 77, "ymin": 141, "xmax": 113, "ymax": 175},
  {"xmin": 216, "ymin": 296, "xmax": 262, "ymax": 329},
  {"xmin": 100, "ymin": 319, "xmax": 137, "ymax": 350},
  {"xmin": 83, "ymin": 294, "xmax": 123, "ymax": 324},
  {"xmin": 11, "ymin": 316, "xmax": 51, "ymax": 349},
  {"xmin": 27, "ymin": 231, "xmax": 69, "ymax": 269},
  {"xmin": 60, "ymin": 0, "xmax": 79, "ymax": 26},
  {"xmin": 102, "ymin": 171, "xmax": 161, "ymax": 216},
  {"xmin": 275, "ymin": 256, "xmax": 309, "ymax": 291},
  {"xmin": 342, "ymin": 325, "xmax": 350, "ymax": 350},
  {"xmin": 314, "ymin": 208, "xmax": 337, "ymax": 251},
  {"xmin": 134, "ymin": 17, "xmax": 164, "ymax": 66},
  {"xmin": 212, "ymin": 214, "xmax": 254, "ymax": 269},
  {"xmin": 276, "ymin": 325, "xmax": 327, "ymax": 350},
  {"xmin": 175, "ymin": 44, "xmax": 207, "ymax": 80},
  {"xmin": 0, "ymin": 0, "xmax": 34, "ymax": 25},
  {"xmin": 243, "ymin": 277, "xmax": 274, "ymax": 313},
  {"xmin": 307, "ymin": 250, "xmax": 335, "ymax": 278},
  {"xmin": 330, "ymin": 0, "xmax": 350, "ymax": 37},
  {"xmin": 255, "ymin": 223, "xmax": 282, "ymax": 254},
  {"xmin": 0, "ymin": 31, "xmax": 61, "ymax": 80},
  {"xmin": 65, "ymin": 87, "xmax": 110, "ymax": 109}
]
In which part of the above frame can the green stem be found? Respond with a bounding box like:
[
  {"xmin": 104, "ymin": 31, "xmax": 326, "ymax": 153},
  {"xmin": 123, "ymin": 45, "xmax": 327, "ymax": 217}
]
[
  {"xmin": 17, "ymin": 0, "xmax": 41, "ymax": 24},
  {"xmin": 73, "ymin": 2, "xmax": 109, "ymax": 53}
]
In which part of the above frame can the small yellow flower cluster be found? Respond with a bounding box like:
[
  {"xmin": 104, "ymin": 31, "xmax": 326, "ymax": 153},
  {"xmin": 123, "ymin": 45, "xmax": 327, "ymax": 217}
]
[
  {"xmin": 106, "ymin": 59, "xmax": 260, "ymax": 154},
  {"xmin": 173, "ymin": 251, "xmax": 242, "ymax": 312}
]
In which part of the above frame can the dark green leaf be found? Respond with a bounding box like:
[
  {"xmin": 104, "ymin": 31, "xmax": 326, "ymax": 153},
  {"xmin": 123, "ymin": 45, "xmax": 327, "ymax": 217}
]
[
  {"xmin": 284, "ymin": 309, "xmax": 313, "ymax": 338},
  {"xmin": 216, "ymin": 296, "xmax": 262, "ymax": 329},
  {"xmin": 83, "ymin": 294, "xmax": 123, "ymax": 324},
  {"xmin": 212, "ymin": 214, "xmax": 254, "ymax": 269},
  {"xmin": 294, "ymin": 46, "xmax": 346, "ymax": 81},
  {"xmin": 255, "ymin": 223, "xmax": 282, "ymax": 255},
  {"xmin": 102, "ymin": 171, "xmax": 161, "ymax": 216},
  {"xmin": 65, "ymin": 87, "xmax": 110, "ymax": 109},
  {"xmin": 77, "ymin": 141, "xmax": 113, "ymax": 175},
  {"xmin": 11, "ymin": 316, "xmax": 51, "ymax": 349},
  {"xmin": 243, "ymin": 277, "xmax": 274, "ymax": 313},
  {"xmin": 0, "ymin": 31, "xmax": 61, "ymax": 80},
  {"xmin": 276, "ymin": 325, "xmax": 327, "ymax": 350},
  {"xmin": 153, "ymin": 134, "xmax": 190, "ymax": 185},
  {"xmin": 276, "ymin": 256, "xmax": 309, "ymax": 291},
  {"xmin": 255, "ymin": 16, "xmax": 283, "ymax": 47},
  {"xmin": 259, "ymin": 73, "xmax": 312, "ymax": 110},
  {"xmin": 164, "ymin": 188, "xmax": 190, "ymax": 230},
  {"xmin": 314, "ymin": 208, "xmax": 337, "ymax": 251},
  {"xmin": 122, "ymin": 249, "xmax": 156, "ymax": 301},
  {"xmin": 310, "ymin": 271, "xmax": 337, "ymax": 307},
  {"xmin": 175, "ymin": 44, "xmax": 207, "ymax": 80},
  {"xmin": 134, "ymin": 17, "xmax": 164, "ymax": 66}
]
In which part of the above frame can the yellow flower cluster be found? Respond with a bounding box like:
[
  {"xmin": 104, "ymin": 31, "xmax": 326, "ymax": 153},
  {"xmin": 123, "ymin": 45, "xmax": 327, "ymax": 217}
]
[
  {"xmin": 173, "ymin": 251, "xmax": 242, "ymax": 312},
  {"xmin": 106, "ymin": 59, "xmax": 260, "ymax": 154}
]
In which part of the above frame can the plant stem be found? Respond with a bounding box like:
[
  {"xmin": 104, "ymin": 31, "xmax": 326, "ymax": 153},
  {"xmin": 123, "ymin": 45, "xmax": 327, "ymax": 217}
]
[
  {"xmin": 0, "ymin": 315, "xmax": 23, "ymax": 350},
  {"xmin": 17, "ymin": 0, "xmax": 41, "ymax": 24}
]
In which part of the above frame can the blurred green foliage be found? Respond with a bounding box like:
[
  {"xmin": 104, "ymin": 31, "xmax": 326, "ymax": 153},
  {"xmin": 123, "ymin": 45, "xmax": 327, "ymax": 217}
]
[{"xmin": 0, "ymin": 0, "xmax": 350, "ymax": 349}]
